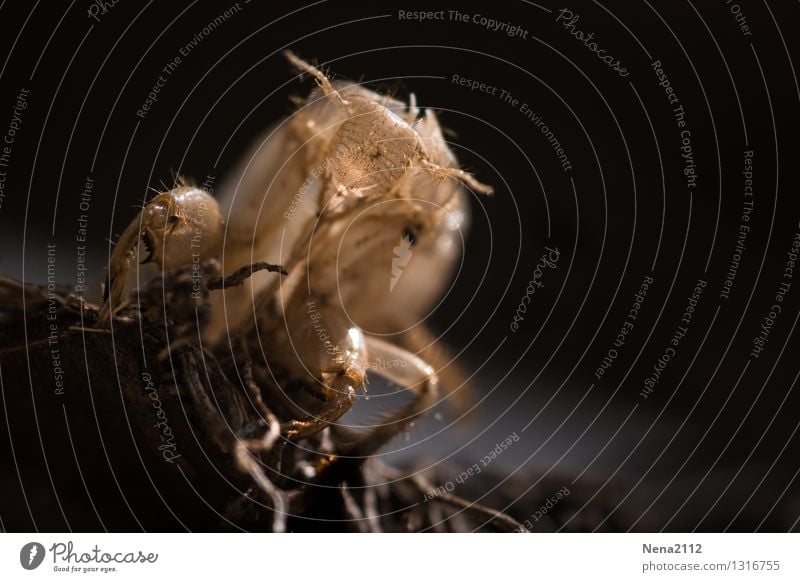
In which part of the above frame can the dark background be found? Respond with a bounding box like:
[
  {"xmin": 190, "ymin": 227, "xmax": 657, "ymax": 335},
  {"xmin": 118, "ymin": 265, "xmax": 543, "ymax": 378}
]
[{"xmin": 1, "ymin": 0, "xmax": 799, "ymax": 531}]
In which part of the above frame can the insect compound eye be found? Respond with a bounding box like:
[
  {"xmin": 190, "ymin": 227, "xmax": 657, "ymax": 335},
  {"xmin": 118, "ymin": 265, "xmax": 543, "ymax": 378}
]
[{"xmin": 403, "ymin": 225, "xmax": 418, "ymax": 247}]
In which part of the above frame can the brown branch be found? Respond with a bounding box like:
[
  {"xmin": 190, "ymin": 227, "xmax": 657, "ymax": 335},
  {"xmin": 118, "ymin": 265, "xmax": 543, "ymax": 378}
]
[
  {"xmin": 206, "ymin": 262, "xmax": 287, "ymax": 291},
  {"xmin": 409, "ymin": 474, "xmax": 527, "ymax": 533}
]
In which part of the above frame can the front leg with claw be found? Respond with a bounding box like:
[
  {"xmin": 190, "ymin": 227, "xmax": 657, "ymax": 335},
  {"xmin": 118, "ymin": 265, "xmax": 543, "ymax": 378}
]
[
  {"xmin": 262, "ymin": 293, "xmax": 368, "ymax": 442},
  {"xmin": 281, "ymin": 375, "xmax": 358, "ymax": 440}
]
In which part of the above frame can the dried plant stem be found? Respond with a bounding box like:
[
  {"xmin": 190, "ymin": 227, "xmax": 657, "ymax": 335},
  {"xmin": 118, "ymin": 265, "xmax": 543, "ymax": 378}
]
[
  {"xmin": 206, "ymin": 262, "xmax": 287, "ymax": 290},
  {"xmin": 409, "ymin": 474, "xmax": 526, "ymax": 533}
]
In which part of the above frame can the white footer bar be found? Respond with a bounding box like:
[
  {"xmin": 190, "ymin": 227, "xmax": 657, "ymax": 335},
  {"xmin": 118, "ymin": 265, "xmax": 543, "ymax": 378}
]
[{"xmin": 1, "ymin": 533, "xmax": 797, "ymax": 581}]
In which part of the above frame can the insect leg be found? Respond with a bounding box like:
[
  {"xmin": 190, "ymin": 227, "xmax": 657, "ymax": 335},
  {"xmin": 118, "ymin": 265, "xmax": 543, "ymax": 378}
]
[
  {"xmin": 347, "ymin": 336, "xmax": 439, "ymax": 457},
  {"xmin": 420, "ymin": 159, "xmax": 494, "ymax": 195},
  {"xmin": 281, "ymin": 376, "xmax": 357, "ymax": 441},
  {"xmin": 395, "ymin": 324, "xmax": 475, "ymax": 416},
  {"xmin": 97, "ymin": 211, "xmax": 143, "ymax": 325},
  {"xmin": 284, "ymin": 51, "xmax": 349, "ymax": 108}
]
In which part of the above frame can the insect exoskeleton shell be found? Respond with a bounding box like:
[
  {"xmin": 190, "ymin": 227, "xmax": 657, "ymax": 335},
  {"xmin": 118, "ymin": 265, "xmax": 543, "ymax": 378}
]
[
  {"xmin": 210, "ymin": 63, "xmax": 476, "ymax": 342},
  {"xmin": 140, "ymin": 187, "xmax": 224, "ymax": 271},
  {"xmin": 98, "ymin": 185, "xmax": 224, "ymax": 326}
]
